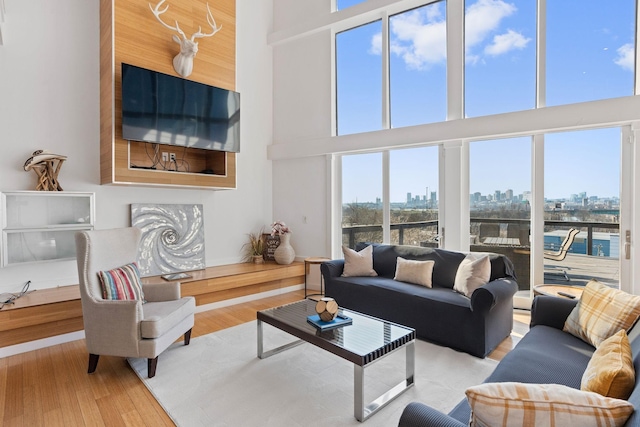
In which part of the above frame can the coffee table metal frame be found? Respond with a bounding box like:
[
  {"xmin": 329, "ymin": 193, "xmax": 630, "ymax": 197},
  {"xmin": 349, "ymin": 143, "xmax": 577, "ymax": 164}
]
[{"xmin": 257, "ymin": 300, "xmax": 415, "ymax": 422}]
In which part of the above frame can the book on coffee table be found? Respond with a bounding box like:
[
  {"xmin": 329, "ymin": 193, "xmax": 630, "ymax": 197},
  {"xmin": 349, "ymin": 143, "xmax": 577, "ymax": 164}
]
[{"xmin": 307, "ymin": 314, "xmax": 352, "ymax": 331}]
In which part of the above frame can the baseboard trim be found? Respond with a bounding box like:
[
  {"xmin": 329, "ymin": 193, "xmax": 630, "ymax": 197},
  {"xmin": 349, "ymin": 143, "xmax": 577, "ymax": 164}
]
[
  {"xmin": 194, "ymin": 284, "xmax": 303, "ymax": 313},
  {"xmin": 0, "ymin": 330, "xmax": 86, "ymax": 359},
  {"xmin": 0, "ymin": 284, "xmax": 304, "ymax": 359}
]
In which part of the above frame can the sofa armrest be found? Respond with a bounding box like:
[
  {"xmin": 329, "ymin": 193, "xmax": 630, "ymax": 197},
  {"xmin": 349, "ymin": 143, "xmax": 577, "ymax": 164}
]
[
  {"xmin": 321, "ymin": 260, "xmax": 344, "ymax": 279},
  {"xmin": 398, "ymin": 402, "xmax": 466, "ymax": 427},
  {"xmin": 142, "ymin": 281, "xmax": 181, "ymax": 302},
  {"xmin": 530, "ymin": 295, "xmax": 578, "ymax": 330},
  {"xmin": 470, "ymin": 278, "xmax": 518, "ymax": 313}
]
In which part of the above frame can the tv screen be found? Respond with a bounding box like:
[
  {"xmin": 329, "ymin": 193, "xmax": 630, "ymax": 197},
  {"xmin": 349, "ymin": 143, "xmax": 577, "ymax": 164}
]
[{"xmin": 121, "ymin": 63, "xmax": 240, "ymax": 153}]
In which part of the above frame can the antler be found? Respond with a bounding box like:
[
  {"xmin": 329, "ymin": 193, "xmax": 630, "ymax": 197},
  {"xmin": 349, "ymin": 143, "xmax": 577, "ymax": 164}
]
[
  {"xmin": 191, "ymin": 3, "xmax": 222, "ymax": 40},
  {"xmin": 149, "ymin": 0, "xmax": 187, "ymax": 40}
]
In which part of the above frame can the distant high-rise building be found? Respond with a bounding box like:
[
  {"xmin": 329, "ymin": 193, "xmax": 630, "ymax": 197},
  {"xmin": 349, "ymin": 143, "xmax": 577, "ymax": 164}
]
[
  {"xmin": 505, "ymin": 189, "xmax": 513, "ymax": 200},
  {"xmin": 407, "ymin": 192, "xmax": 412, "ymax": 203},
  {"xmin": 431, "ymin": 192, "xmax": 437, "ymax": 203},
  {"xmin": 495, "ymin": 190, "xmax": 501, "ymax": 201}
]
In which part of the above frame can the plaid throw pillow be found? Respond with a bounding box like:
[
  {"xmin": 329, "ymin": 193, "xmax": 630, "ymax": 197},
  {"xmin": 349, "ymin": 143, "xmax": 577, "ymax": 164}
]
[
  {"xmin": 563, "ymin": 280, "xmax": 640, "ymax": 348},
  {"xmin": 466, "ymin": 382, "xmax": 634, "ymax": 427},
  {"xmin": 98, "ymin": 262, "xmax": 145, "ymax": 301},
  {"xmin": 581, "ymin": 329, "xmax": 635, "ymax": 400}
]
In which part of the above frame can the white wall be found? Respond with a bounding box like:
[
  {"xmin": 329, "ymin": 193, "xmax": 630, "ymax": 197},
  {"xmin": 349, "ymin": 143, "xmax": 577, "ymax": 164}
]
[
  {"xmin": 0, "ymin": 0, "xmax": 274, "ymax": 294},
  {"xmin": 271, "ymin": 0, "xmax": 333, "ymax": 259}
]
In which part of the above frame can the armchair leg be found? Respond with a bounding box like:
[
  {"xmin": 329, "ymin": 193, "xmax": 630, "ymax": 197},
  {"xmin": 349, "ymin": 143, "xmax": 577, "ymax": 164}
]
[
  {"xmin": 184, "ymin": 328, "xmax": 192, "ymax": 346},
  {"xmin": 88, "ymin": 354, "xmax": 100, "ymax": 374},
  {"xmin": 148, "ymin": 357, "xmax": 158, "ymax": 378}
]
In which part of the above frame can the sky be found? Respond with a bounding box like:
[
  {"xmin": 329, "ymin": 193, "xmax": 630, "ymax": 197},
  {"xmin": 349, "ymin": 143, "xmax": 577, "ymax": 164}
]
[{"xmin": 336, "ymin": 0, "xmax": 634, "ymax": 203}]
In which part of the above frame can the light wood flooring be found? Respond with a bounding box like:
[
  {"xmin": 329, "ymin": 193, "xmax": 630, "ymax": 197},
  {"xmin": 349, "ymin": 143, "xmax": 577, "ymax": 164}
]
[{"xmin": 0, "ymin": 290, "xmax": 531, "ymax": 426}]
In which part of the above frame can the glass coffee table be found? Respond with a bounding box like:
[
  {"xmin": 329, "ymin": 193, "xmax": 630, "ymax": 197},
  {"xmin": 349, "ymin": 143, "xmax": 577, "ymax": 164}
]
[{"xmin": 257, "ymin": 299, "xmax": 415, "ymax": 422}]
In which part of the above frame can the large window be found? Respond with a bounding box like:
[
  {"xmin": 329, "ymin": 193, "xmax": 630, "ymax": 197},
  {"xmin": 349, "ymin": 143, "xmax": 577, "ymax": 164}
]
[
  {"xmin": 465, "ymin": 0, "xmax": 536, "ymax": 117},
  {"xmin": 469, "ymin": 137, "xmax": 531, "ymax": 289},
  {"xmin": 390, "ymin": 3, "xmax": 447, "ymax": 127},
  {"xmin": 390, "ymin": 147, "xmax": 439, "ymax": 245},
  {"xmin": 336, "ymin": 21, "xmax": 383, "ymax": 135},
  {"xmin": 342, "ymin": 153, "xmax": 383, "ymax": 247},
  {"xmin": 544, "ymin": 128, "xmax": 621, "ymax": 288},
  {"xmin": 342, "ymin": 146, "xmax": 439, "ymax": 248},
  {"xmin": 546, "ymin": 0, "xmax": 635, "ymax": 106}
]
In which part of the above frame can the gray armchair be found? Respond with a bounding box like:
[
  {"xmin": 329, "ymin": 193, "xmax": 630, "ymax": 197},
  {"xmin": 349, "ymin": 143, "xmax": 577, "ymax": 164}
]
[{"xmin": 75, "ymin": 227, "xmax": 196, "ymax": 378}]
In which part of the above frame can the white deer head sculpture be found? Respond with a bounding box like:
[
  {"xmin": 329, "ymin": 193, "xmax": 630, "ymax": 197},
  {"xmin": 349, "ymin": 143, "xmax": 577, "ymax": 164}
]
[{"xmin": 149, "ymin": 0, "xmax": 222, "ymax": 78}]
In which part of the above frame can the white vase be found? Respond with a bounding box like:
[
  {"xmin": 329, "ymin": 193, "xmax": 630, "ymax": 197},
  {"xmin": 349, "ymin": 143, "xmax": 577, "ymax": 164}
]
[{"xmin": 274, "ymin": 233, "xmax": 295, "ymax": 265}]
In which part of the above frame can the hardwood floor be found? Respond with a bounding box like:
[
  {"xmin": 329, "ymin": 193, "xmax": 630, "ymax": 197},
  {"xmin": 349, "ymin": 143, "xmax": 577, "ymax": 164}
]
[{"xmin": 0, "ymin": 290, "xmax": 530, "ymax": 426}]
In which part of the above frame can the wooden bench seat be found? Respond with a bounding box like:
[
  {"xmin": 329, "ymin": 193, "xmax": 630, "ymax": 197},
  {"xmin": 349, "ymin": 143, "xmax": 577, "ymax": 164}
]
[{"xmin": 0, "ymin": 261, "xmax": 304, "ymax": 348}]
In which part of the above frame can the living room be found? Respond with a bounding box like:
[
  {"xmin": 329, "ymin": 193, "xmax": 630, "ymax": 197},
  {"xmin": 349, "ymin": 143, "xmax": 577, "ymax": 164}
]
[{"xmin": 3, "ymin": 0, "xmax": 640, "ymax": 425}]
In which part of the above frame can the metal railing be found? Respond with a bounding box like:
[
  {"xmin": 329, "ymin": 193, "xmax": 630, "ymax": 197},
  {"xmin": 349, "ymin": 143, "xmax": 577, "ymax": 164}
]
[
  {"xmin": 342, "ymin": 220, "xmax": 439, "ymax": 248},
  {"xmin": 342, "ymin": 218, "xmax": 620, "ymax": 255}
]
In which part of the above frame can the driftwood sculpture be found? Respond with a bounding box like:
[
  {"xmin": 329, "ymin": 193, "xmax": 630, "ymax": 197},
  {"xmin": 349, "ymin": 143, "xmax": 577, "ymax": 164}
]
[{"xmin": 23, "ymin": 150, "xmax": 67, "ymax": 191}]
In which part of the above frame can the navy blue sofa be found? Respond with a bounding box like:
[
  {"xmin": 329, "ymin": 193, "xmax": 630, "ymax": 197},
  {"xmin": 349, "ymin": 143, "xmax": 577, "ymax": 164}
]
[
  {"xmin": 320, "ymin": 243, "xmax": 519, "ymax": 358},
  {"xmin": 398, "ymin": 295, "xmax": 640, "ymax": 427}
]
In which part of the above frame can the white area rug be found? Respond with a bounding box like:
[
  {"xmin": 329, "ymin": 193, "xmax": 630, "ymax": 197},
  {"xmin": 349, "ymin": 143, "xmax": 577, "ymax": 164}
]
[{"xmin": 129, "ymin": 321, "xmax": 497, "ymax": 426}]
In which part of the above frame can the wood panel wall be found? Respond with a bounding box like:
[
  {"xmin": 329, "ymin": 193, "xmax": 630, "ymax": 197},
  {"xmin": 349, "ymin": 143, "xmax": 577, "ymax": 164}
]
[{"xmin": 100, "ymin": 0, "xmax": 236, "ymax": 189}]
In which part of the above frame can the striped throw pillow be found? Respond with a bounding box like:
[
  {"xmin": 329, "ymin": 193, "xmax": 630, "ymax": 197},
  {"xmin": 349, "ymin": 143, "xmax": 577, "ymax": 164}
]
[
  {"xmin": 563, "ymin": 279, "xmax": 640, "ymax": 348},
  {"xmin": 466, "ymin": 382, "xmax": 634, "ymax": 427},
  {"xmin": 98, "ymin": 262, "xmax": 145, "ymax": 301}
]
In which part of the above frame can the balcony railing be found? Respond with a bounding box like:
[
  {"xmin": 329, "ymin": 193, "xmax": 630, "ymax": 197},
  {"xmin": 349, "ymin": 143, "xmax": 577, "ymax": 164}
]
[
  {"xmin": 342, "ymin": 220, "xmax": 439, "ymax": 248},
  {"xmin": 342, "ymin": 218, "xmax": 620, "ymax": 289}
]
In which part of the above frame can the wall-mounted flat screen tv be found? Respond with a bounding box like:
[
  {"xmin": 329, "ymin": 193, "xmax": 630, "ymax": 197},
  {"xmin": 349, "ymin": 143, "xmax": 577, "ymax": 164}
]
[{"xmin": 121, "ymin": 63, "xmax": 240, "ymax": 153}]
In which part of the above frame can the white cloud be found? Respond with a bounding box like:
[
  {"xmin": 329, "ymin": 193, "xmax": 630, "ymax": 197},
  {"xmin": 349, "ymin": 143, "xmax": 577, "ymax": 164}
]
[
  {"xmin": 369, "ymin": 32, "xmax": 382, "ymax": 55},
  {"xmin": 484, "ymin": 29, "xmax": 530, "ymax": 56},
  {"xmin": 465, "ymin": 0, "xmax": 516, "ymax": 49},
  {"xmin": 614, "ymin": 43, "xmax": 634, "ymax": 71},
  {"xmin": 369, "ymin": 0, "xmax": 527, "ymax": 70},
  {"xmin": 386, "ymin": 5, "xmax": 447, "ymax": 70}
]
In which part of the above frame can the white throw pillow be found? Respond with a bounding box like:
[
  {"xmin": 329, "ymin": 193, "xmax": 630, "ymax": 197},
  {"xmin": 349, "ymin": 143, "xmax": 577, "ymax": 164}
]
[
  {"xmin": 341, "ymin": 245, "xmax": 378, "ymax": 277},
  {"xmin": 393, "ymin": 257, "xmax": 435, "ymax": 288},
  {"xmin": 453, "ymin": 253, "xmax": 491, "ymax": 297}
]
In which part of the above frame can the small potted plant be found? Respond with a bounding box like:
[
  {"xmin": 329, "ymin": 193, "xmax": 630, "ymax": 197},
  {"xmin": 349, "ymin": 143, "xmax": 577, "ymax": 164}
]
[{"xmin": 243, "ymin": 229, "xmax": 265, "ymax": 264}]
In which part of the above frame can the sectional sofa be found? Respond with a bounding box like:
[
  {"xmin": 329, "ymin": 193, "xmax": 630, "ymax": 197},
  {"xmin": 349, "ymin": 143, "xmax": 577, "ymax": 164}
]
[
  {"xmin": 398, "ymin": 294, "xmax": 640, "ymax": 426},
  {"xmin": 320, "ymin": 243, "xmax": 519, "ymax": 358}
]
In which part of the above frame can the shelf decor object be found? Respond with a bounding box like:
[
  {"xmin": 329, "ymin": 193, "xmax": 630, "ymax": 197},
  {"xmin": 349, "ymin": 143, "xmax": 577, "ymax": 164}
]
[
  {"xmin": 23, "ymin": 150, "xmax": 67, "ymax": 191},
  {"xmin": 149, "ymin": 0, "xmax": 222, "ymax": 78},
  {"xmin": 315, "ymin": 297, "xmax": 339, "ymax": 322},
  {"xmin": 1, "ymin": 191, "xmax": 95, "ymax": 267},
  {"xmin": 131, "ymin": 203, "xmax": 205, "ymax": 276}
]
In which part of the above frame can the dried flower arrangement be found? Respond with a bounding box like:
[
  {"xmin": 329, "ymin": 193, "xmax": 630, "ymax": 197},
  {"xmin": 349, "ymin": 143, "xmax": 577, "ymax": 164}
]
[{"xmin": 271, "ymin": 221, "xmax": 290, "ymax": 236}]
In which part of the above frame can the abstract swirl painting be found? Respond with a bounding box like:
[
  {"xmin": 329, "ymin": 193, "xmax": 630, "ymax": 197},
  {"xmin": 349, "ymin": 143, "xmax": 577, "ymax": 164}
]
[{"xmin": 131, "ymin": 203, "xmax": 205, "ymax": 276}]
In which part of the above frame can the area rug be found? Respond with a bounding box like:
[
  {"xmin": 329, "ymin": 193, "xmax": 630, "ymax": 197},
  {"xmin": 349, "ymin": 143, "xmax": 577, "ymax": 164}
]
[{"xmin": 129, "ymin": 321, "xmax": 498, "ymax": 426}]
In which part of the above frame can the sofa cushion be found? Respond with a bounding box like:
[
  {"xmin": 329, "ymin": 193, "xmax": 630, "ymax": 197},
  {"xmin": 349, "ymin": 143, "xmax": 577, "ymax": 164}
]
[
  {"xmin": 581, "ymin": 329, "xmax": 635, "ymax": 400},
  {"xmin": 357, "ymin": 243, "xmax": 466, "ymax": 287},
  {"xmin": 98, "ymin": 262, "xmax": 144, "ymax": 302},
  {"xmin": 394, "ymin": 257, "xmax": 435, "ymax": 287},
  {"xmin": 453, "ymin": 253, "xmax": 490, "ymax": 297},
  {"xmin": 465, "ymin": 382, "xmax": 634, "ymax": 427},
  {"xmin": 341, "ymin": 245, "xmax": 377, "ymax": 277},
  {"xmin": 564, "ymin": 279, "xmax": 640, "ymax": 348},
  {"xmin": 141, "ymin": 297, "xmax": 196, "ymax": 339}
]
